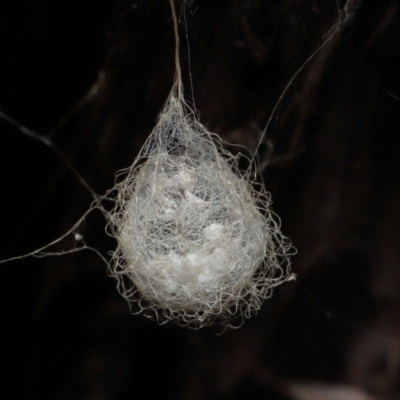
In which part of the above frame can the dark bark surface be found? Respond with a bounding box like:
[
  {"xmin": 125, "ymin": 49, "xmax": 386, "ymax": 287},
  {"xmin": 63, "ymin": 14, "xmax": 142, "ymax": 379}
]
[{"xmin": 1, "ymin": 0, "xmax": 399, "ymax": 399}]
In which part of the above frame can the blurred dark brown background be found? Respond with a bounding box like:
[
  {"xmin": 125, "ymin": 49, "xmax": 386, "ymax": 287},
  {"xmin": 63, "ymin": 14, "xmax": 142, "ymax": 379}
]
[{"xmin": 1, "ymin": 0, "xmax": 399, "ymax": 399}]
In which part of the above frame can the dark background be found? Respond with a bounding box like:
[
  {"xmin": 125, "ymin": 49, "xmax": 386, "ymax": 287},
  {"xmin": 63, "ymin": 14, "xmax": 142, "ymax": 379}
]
[{"xmin": 0, "ymin": 0, "xmax": 399, "ymax": 399}]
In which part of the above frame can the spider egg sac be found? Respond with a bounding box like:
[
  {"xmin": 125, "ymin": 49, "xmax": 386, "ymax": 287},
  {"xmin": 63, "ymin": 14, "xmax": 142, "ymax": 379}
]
[{"xmin": 108, "ymin": 94, "xmax": 292, "ymax": 328}]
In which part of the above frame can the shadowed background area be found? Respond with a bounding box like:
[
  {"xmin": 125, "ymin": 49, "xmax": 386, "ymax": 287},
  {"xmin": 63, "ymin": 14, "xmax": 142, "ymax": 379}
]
[{"xmin": 0, "ymin": 0, "xmax": 399, "ymax": 399}]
